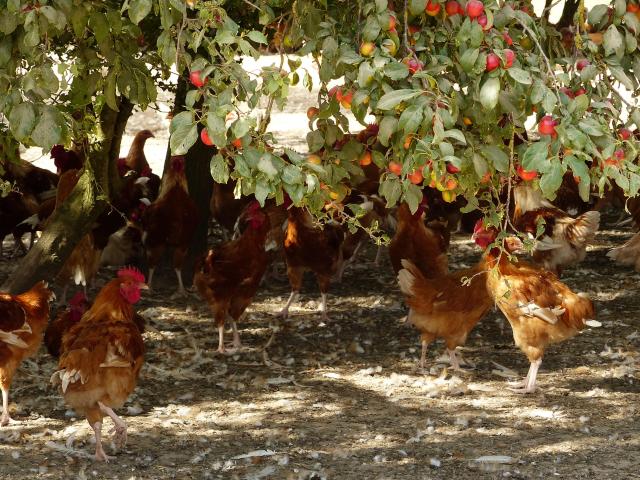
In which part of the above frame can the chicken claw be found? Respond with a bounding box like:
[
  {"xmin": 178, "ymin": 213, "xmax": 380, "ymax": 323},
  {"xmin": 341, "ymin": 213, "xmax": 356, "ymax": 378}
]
[
  {"xmin": 98, "ymin": 402, "xmax": 127, "ymax": 449},
  {"xmin": 0, "ymin": 413, "xmax": 12, "ymax": 427}
]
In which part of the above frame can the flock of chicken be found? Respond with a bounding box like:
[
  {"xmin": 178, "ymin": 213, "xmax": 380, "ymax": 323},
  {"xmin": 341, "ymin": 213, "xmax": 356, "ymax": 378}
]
[{"xmin": 1, "ymin": 127, "xmax": 640, "ymax": 462}]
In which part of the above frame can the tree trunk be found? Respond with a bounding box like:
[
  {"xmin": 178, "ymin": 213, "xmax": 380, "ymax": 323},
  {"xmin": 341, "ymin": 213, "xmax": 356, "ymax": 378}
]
[
  {"xmin": 557, "ymin": 0, "xmax": 579, "ymax": 28},
  {"xmin": 159, "ymin": 75, "xmax": 212, "ymax": 284},
  {"xmin": 2, "ymin": 100, "xmax": 133, "ymax": 294}
]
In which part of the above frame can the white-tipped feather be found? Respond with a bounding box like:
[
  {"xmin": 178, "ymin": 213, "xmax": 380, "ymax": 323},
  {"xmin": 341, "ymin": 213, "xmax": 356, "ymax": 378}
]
[
  {"xmin": 17, "ymin": 213, "xmax": 40, "ymax": 228},
  {"xmin": 135, "ymin": 176, "xmax": 150, "ymax": 185},
  {"xmin": 139, "ymin": 197, "xmax": 151, "ymax": 206},
  {"xmin": 397, "ymin": 259, "xmax": 417, "ymax": 296},
  {"xmin": 516, "ymin": 301, "xmax": 565, "ymax": 324},
  {"xmin": 0, "ymin": 330, "xmax": 28, "ymax": 348}
]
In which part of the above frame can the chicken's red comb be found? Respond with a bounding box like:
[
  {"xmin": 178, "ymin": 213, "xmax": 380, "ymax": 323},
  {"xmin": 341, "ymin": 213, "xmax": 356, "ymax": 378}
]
[
  {"xmin": 247, "ymin": 200, "xmax": 261, "ymax": 212},
  {"xmin": 117, "ymin": 266, "xmax": 146, "ymax": 283},
  {"xmin": 473, "ymin": 219, "xmax": 485, "ymax": 233}
]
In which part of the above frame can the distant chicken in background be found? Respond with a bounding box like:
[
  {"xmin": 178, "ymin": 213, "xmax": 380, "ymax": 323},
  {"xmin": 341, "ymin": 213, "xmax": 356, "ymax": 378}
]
[
  {"xmin": 195, "ymin": 202, "xmax": 273, "ymax": 352},
  {"xmin": 397, "ymin": 221, "xmax": 493, "ymax": 369},
  {"xmin": 389, "ymin": 201, "xmax": 449, "ymax": 277},
  {"xmin": 607, "ymin": 231, "xmax": 640, "ymax": 270},
  {"xmin": 117, "ymin": 129, "xmax": 160, "ymax": 200},
  {"xmin": 0, "ymin": 281, "xmax": 55, "ymax": 425},
  {"xmin": 142, "ymin": 156, "xmax": 198, "ymax": 296},
  {"xmin": 513, "ymin": 183, "xmax": 600, "ymax": 274},
  {"xmin": 44, "ymin": 291, "xmax": 89, "ymax": 359},
  {"xmin": 51, "ymin": 268, "xmax": 147, "ymax": 461},
  {"xmin": 210, "ymin": 178, "xmax": 251, "ymax": 240},
  {"xmin": 477, "ymin": 228, "xmax": 597, "ymax": 393},
  {"xmin": 279, "ymin": 205, "xmax": 344, "ymax": 321}
]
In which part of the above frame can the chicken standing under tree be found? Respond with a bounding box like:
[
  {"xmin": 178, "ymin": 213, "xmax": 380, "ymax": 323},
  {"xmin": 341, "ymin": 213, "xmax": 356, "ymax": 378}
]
[
  {"xmin": 474, "ymin": 225, "xmax": 597, "ymax": 394},
  {"xmin": 141, "ymin": 156, "xmax": 198, "ymax": 297},
  {"xmin": 0, "ymin": 281, "xmax": 55, "ymax": 426},
  {"xmin": 194, "ymin": 201, "xmax": 273, "ymax": 353},
  {"xmin": 279, "ymin": 205, "xmax": 344, "ymax": 322},
  {"xmin": 51, "ymin": 268, "xmax": 147, "ymax": 461}
]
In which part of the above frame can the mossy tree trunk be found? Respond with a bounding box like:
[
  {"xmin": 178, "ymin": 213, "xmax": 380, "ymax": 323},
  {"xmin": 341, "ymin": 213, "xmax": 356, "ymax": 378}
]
[{"xmin": 3, "ymin": 100, "xmax": 134, "ymax": 294}]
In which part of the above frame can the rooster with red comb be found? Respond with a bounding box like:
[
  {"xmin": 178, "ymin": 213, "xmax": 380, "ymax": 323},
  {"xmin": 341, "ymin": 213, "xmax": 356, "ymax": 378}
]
[{"xmin": 52, "ymin": 267, "xmax": 147, "ymax": 461}]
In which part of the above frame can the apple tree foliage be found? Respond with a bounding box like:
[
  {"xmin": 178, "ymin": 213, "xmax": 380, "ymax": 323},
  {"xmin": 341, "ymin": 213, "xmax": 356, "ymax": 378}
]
[{"xmin": 2, "ymin": 0, "xmax": 640, "ymax": 231}]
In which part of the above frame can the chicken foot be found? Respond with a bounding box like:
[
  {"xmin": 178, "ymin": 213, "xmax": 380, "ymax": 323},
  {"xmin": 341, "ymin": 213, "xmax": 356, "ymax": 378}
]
[
  {"xmin": 508, "ymin": 358, "xmax": 542, "ymax": 394},
  {"xmin": 98, "ymin": 401, "xmax": 127, "ymax": 449},
  {"xmin": 1, "ymin": 386, "xmax": 12, "ymax": 426},
  {"xmin": 319, "ymin": 293, "xmax": 329, "ymax": 322},
  {"xmin": 172, "ymin": 268, "xmax": 187, "ymax": 298}
]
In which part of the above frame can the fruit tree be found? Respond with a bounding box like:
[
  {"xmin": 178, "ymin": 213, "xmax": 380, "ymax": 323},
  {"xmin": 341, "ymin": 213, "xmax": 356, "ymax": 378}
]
[{"xmin": 1, "ymin": 0, "xmax": 640, "ymax": 291}]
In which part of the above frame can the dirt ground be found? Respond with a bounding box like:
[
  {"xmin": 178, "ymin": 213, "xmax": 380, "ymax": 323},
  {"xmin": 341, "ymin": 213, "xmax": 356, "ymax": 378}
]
[{"xmin": 0, "ymin": 211, "xmax": 639, "ymax": 480}]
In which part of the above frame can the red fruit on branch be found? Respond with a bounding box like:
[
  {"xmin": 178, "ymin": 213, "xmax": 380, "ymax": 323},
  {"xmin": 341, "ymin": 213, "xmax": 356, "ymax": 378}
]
[
  {"xmin": 486, "ymin": 53, "xmax": 500, "ymax": 72},
  {"xmin": 190, "ymin": 70, "xmax": 207, "ymax": 88},
  {"xmin": 538, "ymin": 115, "xmax": 557, "ymax": 136},
  {"xmin": 466, "ymin": 0, "xmax": 484, "ymax": 18}
]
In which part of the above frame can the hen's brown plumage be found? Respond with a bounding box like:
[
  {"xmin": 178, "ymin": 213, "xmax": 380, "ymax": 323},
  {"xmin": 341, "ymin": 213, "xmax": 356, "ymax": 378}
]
[
  {"xmin": 0, "ymin": 281, "xmax": 54, "ymax": 426},
  {"xmin": 513, "ymin": 184, "xmax": 599, "ymax": 274},
  {"xmin": 398, "ymin": 258, "xmax": 492, "ymax": 369},
  {"xmin": 280, "ymin": 206, "xmax": 344, "ymax": 321},
  {"xmin": 52, "ymin": 270, "xmax": 146, "ymax": 461},
  {"xmin": 194, "ymin": 203, "xmax": 271, "ymax": 352},
  {"xmin": 142, "ymin": 156, "xmax": 198, "ymax": 296},
  {"xmin": 485, "ymin": 240, "xmax": 596, "ymax": 393},
  {"xmin": 389, "ymin": 202, "xmax": 449, "ymax": 277}
]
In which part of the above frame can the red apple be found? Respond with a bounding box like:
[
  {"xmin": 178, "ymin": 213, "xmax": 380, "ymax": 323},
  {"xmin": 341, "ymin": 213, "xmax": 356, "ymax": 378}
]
[
  {"xmin": 628, "ymin": 2, "xmax": 640, "ymax": 13},
  {"xmin": 307, "ymin": 107, "xmax": 319, "ymax": 119},
  {"xmin": 503, "ymin": 49, "xmax": 515, "ymax": 68},
  {"xmin": 502, "ymin": 31, "xmax": 513, "ymax": 46},
  {"xmin": 615, "ymin": 148, "xmax": 625, "ymax": 160},
  {"xmin": 232, "ymin": 138, "xmax": 243, "ymax": 149},
  {"xmin": 574, "ymin": 87, "xmax": 587, "ymax": 96},
  {"xmin": 445, "ymin": 0, "xmax": 461, "ymax": 15},
  {"xmin": 190, "ymin": 70, "xmax": 207, "ymax": 88},
  {"xmin": 517, "ymin": 165, "xmax": 538, "ymax": 181},
  {"xmin": 466, "ymin": 0, "xmax": 484, "ymax": 18},
  {"xmin": 486, "ymin": 53, "xmax": 500, "ymax": 72},
  {"xmin": 477, "ymin": 14, "xmax": 488, "ymax": 29},
  {"xmin": 340, "ymin": 90, "xmax": 353, "ymax": 109},
  {"xmin": 408, "ymin": 169, "xmax": 424, "ymax": 184},
  {"xmin": 329, "ymin": 86, "xmax": 342, "ymax": 100},
  {"xmin": 560, "ymin": 87, "xmax": 575, "ymax": 99},
  {"xmin": 425, "ymin": 0, "xmax": 441, "ymax": 15},
  {"xmin": 404, "ymin": 57, "xmax": 424, "ymax": 74},
  {"xmin": 388, "ymin": 15, "xmax": 397, "ymax": 31},
  {"xmin": 446, "ymin": 163, "xmax": 461, "ymax": 174},
  {"xmin": 576, "ymin": 59, "xmax": 590, "ymax": 71},
  {"xmin": 618, "ymin": 128, "xmax": 632, "ymax": 140},
  {"xmin": 408, "ymin": 25, "xmax": 421, "ymax": 35},
  {"xmin": 538, "ymin": 115, "xmax": 557, "ymax": 136},
  {"xmin": 388, "ymin": 161, "xmax": 403, "ymax": 175},
  {"xmin": 200, "ymin": 129, "xmax": 213, "ymax": 146}
]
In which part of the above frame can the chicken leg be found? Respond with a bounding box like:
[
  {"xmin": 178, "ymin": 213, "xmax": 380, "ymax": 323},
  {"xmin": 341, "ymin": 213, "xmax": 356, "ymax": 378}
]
[
  {"xmin": 1, "ymin": 386, "xmax": 11, "ymax": 426},
  {"xmin": 217, "ymin": 324, "xmax": 226, "ymax": 353},
  {"xmin": 508, "ymin": 358, "xmax": 542, "ymax": 394},
  {"xmin": 318, "ymin": 292, "xmax": 329, "ymax": 322},
  {"xmin": 278, "ymin": 291, "xmax": 299, "ymax": 319},
  {"xmin": 447, "ymin": 349, "xmax": 461, "ymax": 370},
  {"xmin": 147, "ymin": 268, "xmax": 155, "ymax": 291},
  {"xmin": 98, "ymin": 401, "xmax": 127, "ymax": 448},
  {"xmin": 91, "ymin": 421, "xmax": 108, "ymax": 462}
]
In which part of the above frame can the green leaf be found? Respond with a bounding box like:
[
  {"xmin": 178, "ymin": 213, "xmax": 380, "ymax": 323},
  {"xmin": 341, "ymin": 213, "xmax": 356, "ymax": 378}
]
[
  {"xmin": 522, "ymin": 139, "xmax": 550, "ymax": 171},
  {"xmin": 384, "ymin": 62, "xmax": 409, "ymax": 80},
  {"xmin": 565, "ymin": 155, "xmax": 590, "ymax": 201},
  {"xmin": 376, "ymin": 89, "xmax": 421, "ymax": 110},
  {"xmin": 358, "ymin": 62, "xmax": 376, "ymax": 86},
  {"xmin": 129, "ymin": 0, "xmax": 152, "ymax": 24},
  {"xmin": 580, "ymin": 65, "xmax": 598, "ymax": 82},
  {"xmin": 530, "ymin": 80, "xmax": 546, "ymax": 104},
  {"xmin": 507, "ymin": 67, "xmax": 532, "ymax": 84},
  {"xmin": 307, "ymin": 130, "xmax": 325, "ymax": 153},
  {"xmin": 404, "ymin": 183, "xmax": 423, "ymax": 213},
  {"xmin": 398, "ymin": 105, "xmax": 423, "ymax": 135},
  {"xmin": 255, "ymin": 178, "xmax": 270, "ymax": 206},
  {"xmin": 579, "ymin": 118, "xmax": 605, "ymax": 136},
  {"xmin": 609, "ymin": 65, "xmax": 635, "ymax": 91},
  {"xmin": 0, "ymin": 12, "xmax": 18, "ymax": 35},
  {"xmin": 362, "ymin": 16, "xmax": 381, "ymax": 42},
  {"xmin": 603, "ymin": 25, "xmax": 623, "ymax": 56},
  {"xmin": 246, "ymin": 30, "xmax": 268, "ymax": 44},
  {"xmin": 539, "ymin": 160, "xmax": 564, "ymax": 199},
  {"xmin": 443, "ymin": 129, "xmax": 467, "ymax": 145},
  {"xmin": 564, "ymin": 126, "xmax": 587, "ymax": 149},
  {"xmin": 379, "ymin": 177, "xmax": 402, "ymax": 206},
  {"xmin": 282, "ymin": 164, "xmax": 303, "ymax": 184},
  {"xmin": 210, "ymin": 153, "xmax": 230, "ymax": 184},
  {"xmin": 378, "ymin": 116, "xmax": 398, "ymax": 147},
  {"xmin": 588, "ymin": 4, "xmax": 609, "ymax": 25},
  {"xmin": 480, "ymin": 145, "xmax": 509, "ymax": 172},
  {"xmin": 30, "ymin": 107, "xmax": 64, "ymax": 151},
  {"xmin": 479, "ymin": 77, "xmax": 500, "ymax": 110},
  {"xmin": 460, "ymin": 48, "xmax": 479, "ymax": 73},
  {"xmin": 624, "ymin": 12, "xmax": 640, "ymax": 34},
  {"xmin": 8, "ymin": 103, "xmax": 36, "ymax": 141},
  {"xmin": 409, "ymin": 0, "xmax": 427, "ymax": 15},
  {"xmin": 170, "ymin": 123, "xmax": 198, "ymax": 155},
  {"xmin": 473, "ymin": 152, "xmax": 489, "ymax": 176},
  {"xmin": 205, "ymin": 113, "xmax": 227, "ymax": 148},
  {"xmin": 258, "ymin": 154, "xmax": 278, "ymax": 178},
  {"xmin": 231, "ymin": 118, "xmax": 251, "ymax": 139},
  {"xmin": 104, "ymin": 70, "xmax": 118, "ymax": 112}
]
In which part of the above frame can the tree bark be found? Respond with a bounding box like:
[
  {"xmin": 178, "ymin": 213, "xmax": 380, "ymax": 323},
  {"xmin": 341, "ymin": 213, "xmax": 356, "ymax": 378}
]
[
  {"xmin": 2, "ymin": 100, "xmax": 133, "ymax": 294},
  {"xmin": 557, "ymin": 0, "xmax": 580, "ymax": 28}
]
